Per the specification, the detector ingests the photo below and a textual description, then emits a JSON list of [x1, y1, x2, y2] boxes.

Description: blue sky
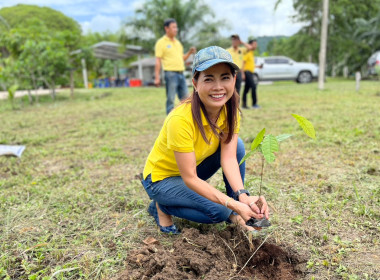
[[0, 0, 303, 40]]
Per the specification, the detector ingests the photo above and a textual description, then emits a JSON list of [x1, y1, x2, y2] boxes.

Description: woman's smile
[[210, 93, 226, 100]]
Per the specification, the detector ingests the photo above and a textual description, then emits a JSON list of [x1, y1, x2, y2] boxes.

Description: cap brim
[[193, 59, 239, 75]]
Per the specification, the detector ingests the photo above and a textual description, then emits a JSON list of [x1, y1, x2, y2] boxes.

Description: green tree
[[274, 0, 380, 75], [0, 4, 81, 50], [0, 15, 10, 30], [268, 33, 319, 62], [355, 9, 380, 52], [0, 19, 70, 100], [124, 0, 228, 50]]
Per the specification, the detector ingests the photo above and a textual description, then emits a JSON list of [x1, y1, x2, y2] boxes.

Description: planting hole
[[116, 227, 306, 280]]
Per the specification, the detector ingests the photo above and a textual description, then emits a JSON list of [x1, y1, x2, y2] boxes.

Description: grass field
[[0, 79, 379, 279]]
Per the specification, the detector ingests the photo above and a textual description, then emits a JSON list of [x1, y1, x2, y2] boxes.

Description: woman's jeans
[[141, 138, 246, 224]]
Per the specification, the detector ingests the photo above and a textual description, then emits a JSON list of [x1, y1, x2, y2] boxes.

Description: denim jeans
[[164, 71, 188, 114], [141, 138, 246, 224]]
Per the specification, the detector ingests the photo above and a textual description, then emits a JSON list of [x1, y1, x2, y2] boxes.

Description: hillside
[[256, 35, 287, 54]]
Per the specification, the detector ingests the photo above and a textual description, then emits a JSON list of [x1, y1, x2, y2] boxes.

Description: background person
[[154, 18, 196, 114], [141, 46, 269, 234], [226, 34, 255, 95], [242, 38, 260, 109]]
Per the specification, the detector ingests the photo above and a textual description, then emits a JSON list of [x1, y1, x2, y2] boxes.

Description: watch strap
[[234, 189, 250, 200]]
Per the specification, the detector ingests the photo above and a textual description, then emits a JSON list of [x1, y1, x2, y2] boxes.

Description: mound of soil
[[116, 226, 306, 280]]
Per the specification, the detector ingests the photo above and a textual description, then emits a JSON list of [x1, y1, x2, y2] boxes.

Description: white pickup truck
[[254, 56, 319, 84]]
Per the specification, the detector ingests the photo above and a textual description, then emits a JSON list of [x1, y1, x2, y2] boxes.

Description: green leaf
[[250, 128, 265, 151], [291, 114, 316, 139], [239, 150, 254, 166], [7, 84, 18, 99], [261, 134, 279, 163], [276, 134, 292, 142]]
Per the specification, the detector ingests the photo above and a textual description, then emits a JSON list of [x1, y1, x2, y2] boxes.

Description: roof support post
[[81, 58, 88, 89], [137, 54, 143, 81]]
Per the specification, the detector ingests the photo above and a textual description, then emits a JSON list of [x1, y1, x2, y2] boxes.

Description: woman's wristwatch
[[233, 189, 250, 200]]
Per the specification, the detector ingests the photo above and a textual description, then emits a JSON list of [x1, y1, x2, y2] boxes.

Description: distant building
[[129, 55, 194, 86], [129, 57, 156, 86]]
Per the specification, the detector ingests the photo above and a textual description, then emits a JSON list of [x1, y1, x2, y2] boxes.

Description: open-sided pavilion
[[71, 41, 147, 88]]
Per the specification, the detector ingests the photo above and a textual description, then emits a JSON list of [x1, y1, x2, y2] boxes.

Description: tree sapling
[[240, 114, 316, 229]]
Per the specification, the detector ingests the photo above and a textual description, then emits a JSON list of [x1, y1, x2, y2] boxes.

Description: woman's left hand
[[239, 195, 270, 219]]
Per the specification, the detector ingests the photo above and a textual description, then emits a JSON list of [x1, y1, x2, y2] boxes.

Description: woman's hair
[[186, 64, 240, 144]]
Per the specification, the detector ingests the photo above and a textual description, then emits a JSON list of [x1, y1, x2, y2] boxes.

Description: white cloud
[[103, 0, 136, 14], [0, 0, 137, 16], [81, 14, 122, 34], [210, 0, 301, 38], [0, 0, 303, 38], [131, 0, 144, 10], [0, 0, 89, 8]]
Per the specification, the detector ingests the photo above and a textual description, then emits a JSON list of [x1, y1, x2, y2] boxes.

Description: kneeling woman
[[141, 46, 269, 234]]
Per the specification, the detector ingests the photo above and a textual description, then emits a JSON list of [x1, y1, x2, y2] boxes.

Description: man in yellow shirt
[[154, 18, 196, 114], [242, 38, 260, 109], [226, 34, 255, 95]]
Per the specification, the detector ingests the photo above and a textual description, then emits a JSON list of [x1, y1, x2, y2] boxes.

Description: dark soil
[[115, 226, 306, 280]]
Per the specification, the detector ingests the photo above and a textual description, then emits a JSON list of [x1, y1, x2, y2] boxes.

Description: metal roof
[[91, 41, 145, 60], [130, 55, 194, 68], [130, 57, 155, 67]]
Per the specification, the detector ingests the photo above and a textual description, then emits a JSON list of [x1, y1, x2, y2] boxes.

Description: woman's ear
[[192, 78, 197, 91]]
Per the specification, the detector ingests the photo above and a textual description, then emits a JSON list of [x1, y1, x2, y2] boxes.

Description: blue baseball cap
[[192, 46, 239, 76]]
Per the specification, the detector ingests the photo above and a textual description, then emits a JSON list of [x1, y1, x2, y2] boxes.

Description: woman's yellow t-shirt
[[143, 102, 240, 182]]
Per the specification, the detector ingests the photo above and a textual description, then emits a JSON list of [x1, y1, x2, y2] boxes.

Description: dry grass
[[0, 79, 379, 279]]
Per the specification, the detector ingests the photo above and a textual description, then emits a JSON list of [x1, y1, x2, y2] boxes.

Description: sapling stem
[[259, 155, 264, 198], [254, 155, 265, 212]]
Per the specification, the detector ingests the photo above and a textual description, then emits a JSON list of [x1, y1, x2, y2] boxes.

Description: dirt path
[[0, 89, 63, 100]]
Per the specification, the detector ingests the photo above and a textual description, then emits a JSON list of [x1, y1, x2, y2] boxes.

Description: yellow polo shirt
[[155, 35, 185, 71], [143, 102, 241, 182], [226, 47, 248, 69], [243, 50, 255, 72]]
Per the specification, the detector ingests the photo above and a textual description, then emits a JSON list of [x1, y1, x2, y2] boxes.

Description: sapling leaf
[[276, 134, 292, 142], [239, 150, 255, 166], [291, 114, 316, 139], [261, 134, 279, 163], [251, 128, 266, 151]]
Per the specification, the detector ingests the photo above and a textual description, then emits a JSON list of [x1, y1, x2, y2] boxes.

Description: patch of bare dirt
[[115, 227, 306, 280]]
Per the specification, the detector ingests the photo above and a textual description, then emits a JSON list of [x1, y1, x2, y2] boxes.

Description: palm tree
[[124, 0, 227, 50], [355, 10, 380, 52]]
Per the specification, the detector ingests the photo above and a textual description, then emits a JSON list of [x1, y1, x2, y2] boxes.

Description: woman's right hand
[[233, 201, 264, 222]]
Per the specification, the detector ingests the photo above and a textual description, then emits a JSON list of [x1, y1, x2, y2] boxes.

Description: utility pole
[[318, 0, 329, 90]]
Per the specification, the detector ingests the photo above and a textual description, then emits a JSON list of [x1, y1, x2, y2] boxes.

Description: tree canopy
[[124, 0, 229, 50], [271, 0, 380, 75], [0, 4, 82, 50], [0, 19, 71, 100]]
